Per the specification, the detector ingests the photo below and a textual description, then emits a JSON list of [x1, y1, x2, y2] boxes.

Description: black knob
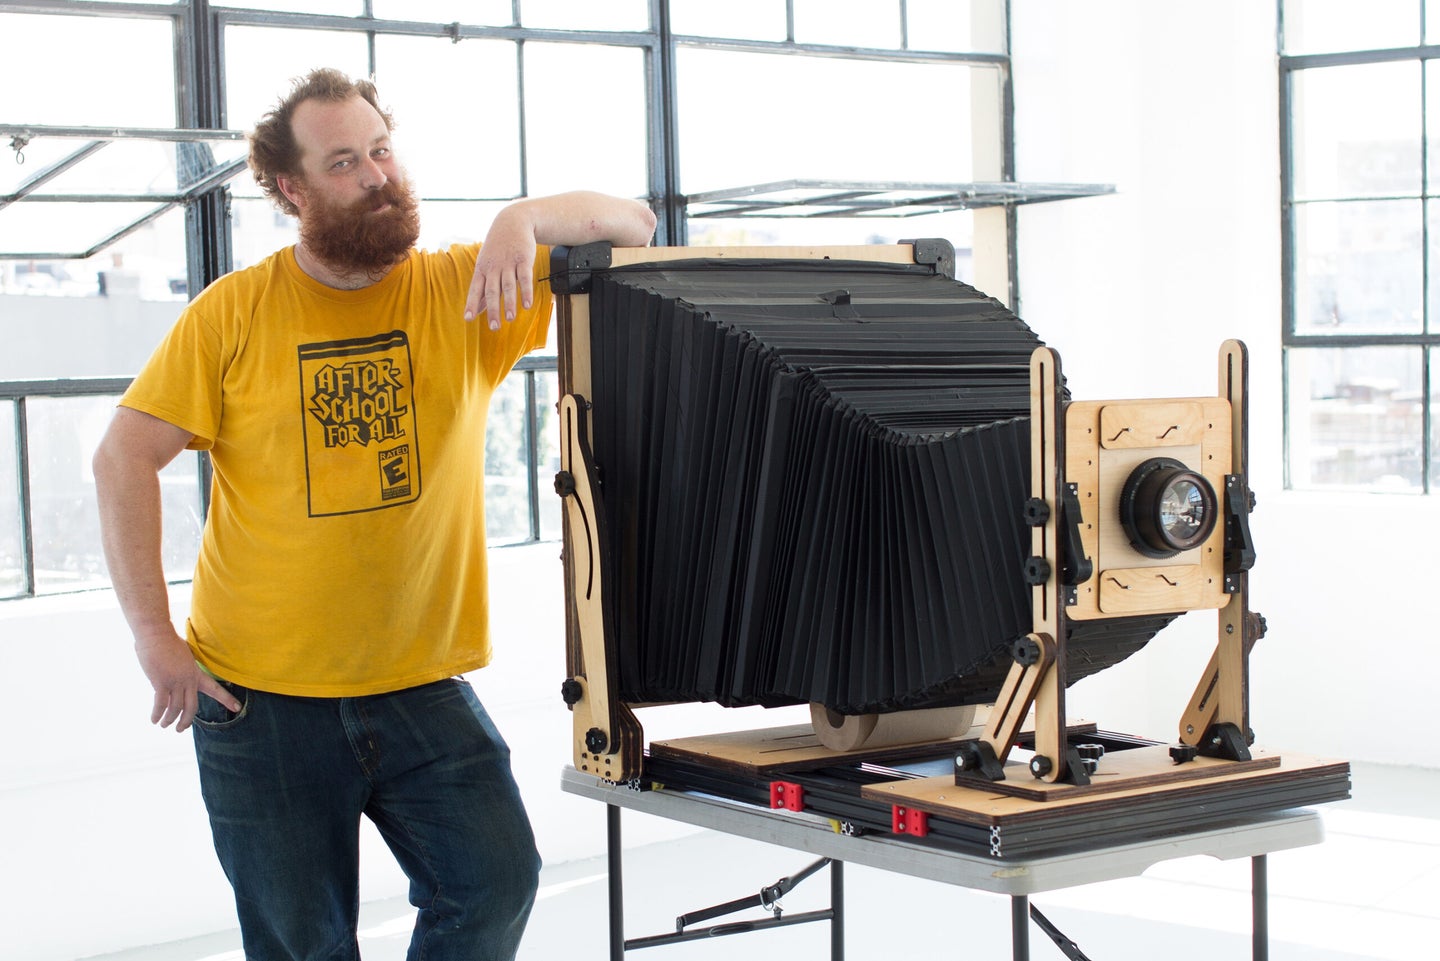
[[1023, 498, 1051, 526], [1011, 637, 1043, 666], [585, 727, 608, 754], [1170, 743, 1199, 765], [1023, 557, 1051, 585]]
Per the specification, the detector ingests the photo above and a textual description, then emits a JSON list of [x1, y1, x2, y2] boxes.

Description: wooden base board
[[952, 744, 1281, 802], [863, 747, 1347, 828], [648, 719, 999, 776], [641, 726, 1351, 859]]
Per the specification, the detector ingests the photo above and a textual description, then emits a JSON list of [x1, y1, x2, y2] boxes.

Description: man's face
[[282, 95, 420, 273]]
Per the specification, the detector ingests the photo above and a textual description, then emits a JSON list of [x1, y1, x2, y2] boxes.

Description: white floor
[[84, 761, 1439, 961]]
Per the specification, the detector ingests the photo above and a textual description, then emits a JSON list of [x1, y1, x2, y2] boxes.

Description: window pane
[[522, 0, 648, 31], [1283, 0, 1420, 54], [686, 211, 977, 284], [155, 454, 204, 583], [0, 208, 188, 380], [794, 0, 901, 48], [1290, 62, 1421, 200], [1430, 348, 1440, 486], [230, 197, 299, 272], [223, 26, 371, 133], [1286, 346, 1422, 490], [227, 0, 364, 13], [28, 397, 109, 594], [27, 396, 202, 593], [485, 373, 531, 545], [677, 50, 979, 194], [1, 139, 249, 199], [1429, 200, 1440, 333], [670, 0, 787, 41], [536, 370, 562, 541], [413, 200, 509, 251], [907, 0, 1007, 54], [371, 0, 512, 24], [0, 402, 22, 598], [0, 13, 175, 128], [1425, 61, 1440, 189], [1292, 199, 1422, 335], [523, 44, 648, 198], [0, 202, 156, 258], [375, 36, 521, 199]]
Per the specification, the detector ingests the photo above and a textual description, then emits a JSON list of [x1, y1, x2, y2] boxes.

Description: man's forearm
[[94, 450, 178, 643], [511, 191, 657, 249]]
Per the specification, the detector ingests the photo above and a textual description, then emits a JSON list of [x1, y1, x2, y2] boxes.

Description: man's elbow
[[91, 431, 131, 496], [635, 204, 658, 243], [617, 202, 657, 247]]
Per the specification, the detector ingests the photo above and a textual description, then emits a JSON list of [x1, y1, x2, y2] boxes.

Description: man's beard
[[298, 178, 421, 276]]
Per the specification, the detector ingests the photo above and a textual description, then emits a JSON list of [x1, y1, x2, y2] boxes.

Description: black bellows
[[576, 256, 1170, 715]]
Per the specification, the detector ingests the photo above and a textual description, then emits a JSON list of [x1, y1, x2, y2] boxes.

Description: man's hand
[[464, 191, 657, 327], [465, 204, 536, 329], [135, 631, 241, 733], [94, 407, 236, 733]]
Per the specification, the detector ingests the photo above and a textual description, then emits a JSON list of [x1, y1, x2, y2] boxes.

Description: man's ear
[[276, 174, 306, 211]]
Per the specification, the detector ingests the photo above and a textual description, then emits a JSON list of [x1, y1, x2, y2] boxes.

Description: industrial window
[[0, 0, 1018, 598], [1281, 1, 1440, 491]]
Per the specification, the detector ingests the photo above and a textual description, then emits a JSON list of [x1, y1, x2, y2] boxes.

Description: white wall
[[1011, 1, 1440, 767]]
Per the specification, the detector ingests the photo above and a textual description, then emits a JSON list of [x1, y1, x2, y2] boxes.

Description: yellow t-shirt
[[121, 243, 553, 696]]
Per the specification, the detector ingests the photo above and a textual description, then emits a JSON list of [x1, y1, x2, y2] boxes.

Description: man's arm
[[465, 190, 658, 329], [93, 407, 241, 731]]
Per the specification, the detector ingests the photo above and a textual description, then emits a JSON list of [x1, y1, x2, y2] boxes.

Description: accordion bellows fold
[[582, 258, 1173, 715]]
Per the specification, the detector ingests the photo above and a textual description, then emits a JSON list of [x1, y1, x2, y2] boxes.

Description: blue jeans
[[192, 676, 540, 961]]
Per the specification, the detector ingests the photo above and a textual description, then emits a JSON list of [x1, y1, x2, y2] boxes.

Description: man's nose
[[359, 156, 388, 190]]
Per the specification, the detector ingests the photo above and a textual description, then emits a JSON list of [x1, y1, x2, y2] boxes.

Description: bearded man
[[92, 68, 655, 961]]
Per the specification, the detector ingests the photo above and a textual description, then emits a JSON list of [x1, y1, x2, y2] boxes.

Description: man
[[92, 67, 655, 961]]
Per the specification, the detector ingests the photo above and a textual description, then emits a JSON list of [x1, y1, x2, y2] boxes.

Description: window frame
[[0, 0, 1024, 599], [1279, 1, 1440, 492]]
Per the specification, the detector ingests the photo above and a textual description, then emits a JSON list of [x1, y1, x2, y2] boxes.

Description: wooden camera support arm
[[554, 243, 643, 784], [556, 393, 643, 783], [957, 341, 1259, 787], [1178, 340, 1259, 761]]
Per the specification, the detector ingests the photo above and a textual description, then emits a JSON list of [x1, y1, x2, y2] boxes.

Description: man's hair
[[247, 68, 395, 217]]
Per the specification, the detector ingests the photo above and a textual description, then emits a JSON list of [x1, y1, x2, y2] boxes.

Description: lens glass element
[[1159, 477, 1210, 547]]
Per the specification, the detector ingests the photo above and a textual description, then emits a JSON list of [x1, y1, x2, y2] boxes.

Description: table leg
[[830, 859, 845, 961], [1252, 854, 1268, 961], [609, 804, 624, 961], [1012, 894, 1030, 961]]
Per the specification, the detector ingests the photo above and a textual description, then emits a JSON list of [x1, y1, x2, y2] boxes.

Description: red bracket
[[769, 780, 805, 812], [892, 804, 929, 837]]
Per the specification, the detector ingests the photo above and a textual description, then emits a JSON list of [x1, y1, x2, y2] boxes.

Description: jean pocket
[[194, 680, 250, 730]]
